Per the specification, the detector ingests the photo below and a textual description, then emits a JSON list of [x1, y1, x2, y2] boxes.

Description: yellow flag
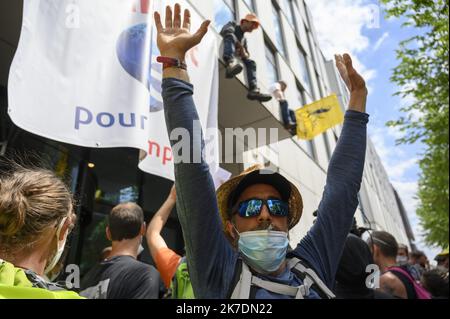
[[295, 94, 344, 140]]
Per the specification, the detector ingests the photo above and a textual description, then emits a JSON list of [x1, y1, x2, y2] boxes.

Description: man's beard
[[231, 221, 285, 247], [250, 221, 283, 232]]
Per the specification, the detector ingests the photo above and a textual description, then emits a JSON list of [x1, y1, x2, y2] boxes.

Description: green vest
[[0, 260, 84, 299], [170, 258, 195, 299]]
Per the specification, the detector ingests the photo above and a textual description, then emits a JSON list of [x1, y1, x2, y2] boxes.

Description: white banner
[[8, 0, 219, 180]]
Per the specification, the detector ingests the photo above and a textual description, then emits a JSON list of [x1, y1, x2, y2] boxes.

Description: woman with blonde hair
[[0, 162, 82, 299]]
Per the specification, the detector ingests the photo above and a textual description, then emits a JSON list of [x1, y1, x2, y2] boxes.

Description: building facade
[[0, 0, 415, 278]]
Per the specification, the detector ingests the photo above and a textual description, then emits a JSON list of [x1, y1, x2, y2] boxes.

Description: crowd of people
[[0, 4, 448, 300], [0, 162, 447, 299]]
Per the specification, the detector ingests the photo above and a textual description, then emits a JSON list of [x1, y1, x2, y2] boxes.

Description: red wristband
[[156, 56, 187, 70]]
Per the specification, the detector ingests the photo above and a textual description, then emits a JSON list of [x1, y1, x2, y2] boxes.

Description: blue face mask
[[236, 229, 289, 275]]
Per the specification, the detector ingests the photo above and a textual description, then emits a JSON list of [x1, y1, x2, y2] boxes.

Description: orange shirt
[[154, 247, 182, 288]]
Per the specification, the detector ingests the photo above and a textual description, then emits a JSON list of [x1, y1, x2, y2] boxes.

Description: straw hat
[[216, 164, 303, 231], [438, 247, 449, 256], [434, 247, 449, 262], [241, 13, 260, 29]]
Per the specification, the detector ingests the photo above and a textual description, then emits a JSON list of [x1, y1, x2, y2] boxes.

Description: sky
[[304, 0, 442, 261]]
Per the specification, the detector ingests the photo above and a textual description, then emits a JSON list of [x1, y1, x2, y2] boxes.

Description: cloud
[[304, 0, 373, 56], [386, 125, 406, 140], [305, 0, 438, 256], [369, 125, 437, 255], [397, 87, 424, 121], [304, 0, 378, 93], [369, 125, 417, 184], [389, 158, 418, 180], [369, 125, 406, 163], [373, 32, 389, 51]]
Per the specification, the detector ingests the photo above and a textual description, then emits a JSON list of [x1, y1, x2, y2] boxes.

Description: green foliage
[[381, 0, 449, 248]]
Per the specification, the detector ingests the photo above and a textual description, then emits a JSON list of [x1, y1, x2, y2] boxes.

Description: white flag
[[8, 0, 219, 181]]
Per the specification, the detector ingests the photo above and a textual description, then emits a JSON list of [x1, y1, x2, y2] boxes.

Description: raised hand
[[335, 54, 366, 93], [154, 3, 210, 62], [335, 53, 368, 113]]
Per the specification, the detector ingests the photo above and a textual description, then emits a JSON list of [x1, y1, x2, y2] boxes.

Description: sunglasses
[[235, 198, 289, 218]]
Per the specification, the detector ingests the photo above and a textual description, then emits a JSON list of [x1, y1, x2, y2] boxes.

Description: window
[[307, 140, 317, 160], [296, 80, 305, 107], [79, 148, 141, 275], [295, 82, 317, 161], [298, 139, 317, 161], [303, 0, 314, 29], [280, 0, 296, 29], [243, 0, 255, 11], [291, 0, 302, 33], [214, 0, 236, 31], [307, 29, 320, 70], [322, 133, 331, 161], [316, 71, 326, 98], [272, 1, 286, 57], [297, 43, 311, 92], [265, 42, 279, 85], [333, 130, 339, 142], [89, 148, 141, 209]]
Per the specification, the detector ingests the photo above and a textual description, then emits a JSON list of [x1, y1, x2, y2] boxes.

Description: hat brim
[[240, 19, 260, 29], [216, 167, 303, 232], [229, 170, 292, 206]]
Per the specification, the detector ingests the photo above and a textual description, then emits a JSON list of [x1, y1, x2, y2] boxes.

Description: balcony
[[217, 60, 297, 175]]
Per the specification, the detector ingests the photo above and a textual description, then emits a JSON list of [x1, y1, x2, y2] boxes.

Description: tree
[[381, 0, 449, 248]]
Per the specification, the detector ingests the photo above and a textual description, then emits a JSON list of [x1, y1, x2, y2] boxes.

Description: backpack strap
[[227, 258, 242, 298], [230, 261, 253, 299], [171, 256, 188, 299], [23, 269, 67, 292], [388, 267, 417, 299], [229, 257, 335, 299], [288, 258, 335, 299], [230, 259, 299, 298], [251, 276, 303, 298]]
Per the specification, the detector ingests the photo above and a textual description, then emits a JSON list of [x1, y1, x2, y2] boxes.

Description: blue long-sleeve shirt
[[162, 78, 369, 299]]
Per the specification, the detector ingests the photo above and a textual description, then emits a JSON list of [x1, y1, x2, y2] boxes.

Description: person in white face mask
[[0, 162, 81, 299], [397, 244, 410, 266]]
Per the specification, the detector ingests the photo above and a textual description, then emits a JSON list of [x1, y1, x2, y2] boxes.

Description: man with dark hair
[[107, 202, 145, 240], [80, 203, 162, 299], [368, 231, 429, 299], [367, 231, 399, 260]]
